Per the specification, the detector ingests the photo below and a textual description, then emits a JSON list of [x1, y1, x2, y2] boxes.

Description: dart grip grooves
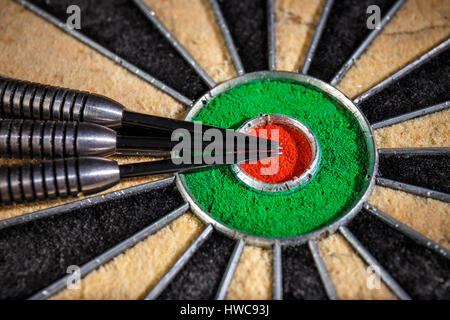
[[0, 119, 117, 158], [0, 77, 124, 127], [0, 157, 120, 205]]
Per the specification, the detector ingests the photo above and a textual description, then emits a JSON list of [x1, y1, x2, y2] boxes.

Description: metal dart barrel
[[0, 77, 124, 127], [0, 119, 117, 158], [0, 157, 120, 205]]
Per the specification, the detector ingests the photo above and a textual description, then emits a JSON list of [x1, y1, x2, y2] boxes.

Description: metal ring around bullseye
[[231, 113, 321, 194]]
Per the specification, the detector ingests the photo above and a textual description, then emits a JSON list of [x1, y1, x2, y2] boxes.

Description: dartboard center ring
[[231, 113, 321, 194]]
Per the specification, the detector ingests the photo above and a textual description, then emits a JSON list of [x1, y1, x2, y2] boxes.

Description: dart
[[0, 119, 281, 158], [0, 150, 281, 206]]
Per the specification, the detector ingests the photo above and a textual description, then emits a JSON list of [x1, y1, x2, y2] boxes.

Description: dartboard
[[0, 0, 449, 300]]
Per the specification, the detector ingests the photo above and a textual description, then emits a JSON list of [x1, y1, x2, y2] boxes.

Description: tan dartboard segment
[[226, 246, 273, 300], [317, 234, 397, 300], [375, 109, 450, 148], [275, 0, 324, 71], [369, 186, 450, 250]]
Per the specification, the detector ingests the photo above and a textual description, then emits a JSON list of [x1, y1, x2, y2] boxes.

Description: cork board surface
[[275, 0, 324, 71], [0, 0, 448, 300]]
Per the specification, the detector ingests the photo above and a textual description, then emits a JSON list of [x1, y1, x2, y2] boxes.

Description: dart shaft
[[122, 110, 279, 149], [119, 151, 282, 178], [115, 135, 220, 154]]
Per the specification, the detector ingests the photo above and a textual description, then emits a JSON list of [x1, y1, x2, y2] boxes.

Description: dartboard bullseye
[[234, 113, 319, 189], [177, 71, 377, 245]]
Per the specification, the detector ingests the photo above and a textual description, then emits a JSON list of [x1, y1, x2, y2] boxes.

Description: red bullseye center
[[240, 124, 313, 183]]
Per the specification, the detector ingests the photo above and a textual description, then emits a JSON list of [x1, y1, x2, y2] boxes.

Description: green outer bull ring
[[176, 71, 378, 247]]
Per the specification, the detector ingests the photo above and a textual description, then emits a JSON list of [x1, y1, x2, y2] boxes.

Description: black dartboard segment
[[379, 154, 450, 194], [307, 0, 396, 81], [282, 244, 328, 300], [348, 210, 450, 300], [359, 49, 450, 124], [0, 184, 183, 299], [28, 0, 209, 100], [157, 231, 235, 300], [216, 0, 268, 72]]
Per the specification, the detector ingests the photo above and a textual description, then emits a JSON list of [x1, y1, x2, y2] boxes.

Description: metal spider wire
[[377, 147, 450, 157], [2, 0, 449, 300], [353, 38, 450, 105], [132, 0, 216, 89], [208, 0, 245, 76], [215, 239, 245, 300], [372, 101, 450, 130], [267, 0, 276, 70], [301, 0, 334, 75]]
